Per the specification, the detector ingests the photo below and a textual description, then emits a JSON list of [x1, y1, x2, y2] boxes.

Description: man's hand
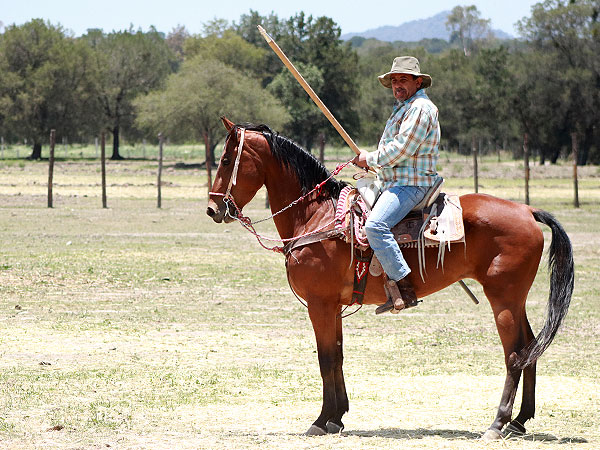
[[351, 149, 370, 169]]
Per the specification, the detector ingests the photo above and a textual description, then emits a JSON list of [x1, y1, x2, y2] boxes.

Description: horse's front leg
[[325, 310, 348, 433], [306, 300, 342, 435]]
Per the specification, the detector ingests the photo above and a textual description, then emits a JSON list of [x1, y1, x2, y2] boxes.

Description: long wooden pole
[[258, 25, 360, 156]]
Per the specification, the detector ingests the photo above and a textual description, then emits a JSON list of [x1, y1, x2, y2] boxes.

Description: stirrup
[[375, 278, 406, 315]]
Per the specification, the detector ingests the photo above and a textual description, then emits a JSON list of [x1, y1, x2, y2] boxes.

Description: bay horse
[[206, 118, 574, 440]]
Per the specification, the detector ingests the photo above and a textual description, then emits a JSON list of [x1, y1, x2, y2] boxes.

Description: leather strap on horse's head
[[224, 127, 245, 200]]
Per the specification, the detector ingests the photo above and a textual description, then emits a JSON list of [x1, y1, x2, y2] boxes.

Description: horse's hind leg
[[484, 354, 522, 440], [506, 317, 537, 436], [482, 291, 531, 440]]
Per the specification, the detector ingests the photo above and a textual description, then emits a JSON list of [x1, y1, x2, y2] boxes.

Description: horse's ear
[[221, 116, 234, 131]]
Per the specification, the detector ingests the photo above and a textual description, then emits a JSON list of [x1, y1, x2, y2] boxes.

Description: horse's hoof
[[326, 421, 344, 434], [503, 422, 526, 438], [306, 425, 327, 436], [481, 429, 503, 442]]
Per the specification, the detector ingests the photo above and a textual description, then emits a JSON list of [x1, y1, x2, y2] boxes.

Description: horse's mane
[[231, 123, 347, 199]]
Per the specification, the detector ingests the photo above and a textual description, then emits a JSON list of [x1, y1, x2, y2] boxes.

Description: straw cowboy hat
[[378, 56, 432, 89]]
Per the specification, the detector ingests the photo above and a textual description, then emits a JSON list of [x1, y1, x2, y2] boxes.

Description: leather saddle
[[336, 177, 455, 249]]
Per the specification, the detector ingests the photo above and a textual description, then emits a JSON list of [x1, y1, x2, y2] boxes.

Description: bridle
[[223, 127, 246, 201], [209, 127, 246, 220]]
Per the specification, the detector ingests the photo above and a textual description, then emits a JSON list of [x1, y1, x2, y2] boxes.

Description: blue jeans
[[364, 185, 428, 282]]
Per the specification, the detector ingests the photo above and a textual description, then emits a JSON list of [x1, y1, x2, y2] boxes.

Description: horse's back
[[460, 193, 542, 240]]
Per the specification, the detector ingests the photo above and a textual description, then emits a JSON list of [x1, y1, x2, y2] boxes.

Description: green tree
[[234, 10, 284, 86], [133, 57, 289, 165], [0, 20, 98, 159], [446, 5, 493, 56], [166, 25, 189, 70], [267, 62, 325, 150], [184, 29, 268, 81], [427, 49, 478, 149], [471, 47, 515, 148], [88, 27, 174, 160], [517, 0, 600, 164], [509, 49, 567, 163], [303, 16, 360, 146]]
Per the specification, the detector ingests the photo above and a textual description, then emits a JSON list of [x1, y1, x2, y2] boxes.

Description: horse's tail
[[512, 209, 574, 370]]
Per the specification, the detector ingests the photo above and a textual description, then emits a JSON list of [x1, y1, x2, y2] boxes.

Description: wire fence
[[0, 140, 206, 162]]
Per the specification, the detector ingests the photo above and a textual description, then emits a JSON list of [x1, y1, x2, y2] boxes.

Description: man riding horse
[[352, 56, 440, 314]]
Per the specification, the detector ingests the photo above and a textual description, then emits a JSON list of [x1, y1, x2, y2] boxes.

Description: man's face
[[390, 73, 422, 102]]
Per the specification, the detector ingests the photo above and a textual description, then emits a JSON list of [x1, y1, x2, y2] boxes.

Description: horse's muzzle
[[206, 199, 236, 223]]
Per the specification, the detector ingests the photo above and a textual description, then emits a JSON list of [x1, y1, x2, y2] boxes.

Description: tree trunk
[[111, 125, 123, 160], [28, 142, 42, 160], [208, 139, 217, 168]]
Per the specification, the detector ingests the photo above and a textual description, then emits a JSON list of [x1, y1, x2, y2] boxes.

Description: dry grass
[[0, 154, 598, 449]]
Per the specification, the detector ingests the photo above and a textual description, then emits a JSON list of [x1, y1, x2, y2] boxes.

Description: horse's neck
[[264, 167, 331, 241]]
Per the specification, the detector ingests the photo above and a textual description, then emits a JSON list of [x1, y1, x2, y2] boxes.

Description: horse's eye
[[222, 157, 231, 166]]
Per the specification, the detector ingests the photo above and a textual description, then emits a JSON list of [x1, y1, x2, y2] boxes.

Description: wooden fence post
[[472, 136, 478, 193], [571, 131, 579, 208], [523, 133, 530, 205], [48, 130, 55, 208], [157, 133, 164, 209], [319, 133, 325, 164], [101, 131, 107, 208], [203, 132, 212, 197]]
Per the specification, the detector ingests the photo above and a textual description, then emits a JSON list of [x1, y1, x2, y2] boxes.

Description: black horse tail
[[512, 209, 574, 370]]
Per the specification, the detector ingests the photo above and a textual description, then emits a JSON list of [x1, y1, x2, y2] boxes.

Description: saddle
[[334, 177, 465, 282]]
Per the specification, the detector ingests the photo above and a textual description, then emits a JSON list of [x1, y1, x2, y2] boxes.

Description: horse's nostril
[[206, 206, 216, 217]]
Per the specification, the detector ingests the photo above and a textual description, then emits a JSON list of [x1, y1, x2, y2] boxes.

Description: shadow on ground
[[344, 428, 588, 444]]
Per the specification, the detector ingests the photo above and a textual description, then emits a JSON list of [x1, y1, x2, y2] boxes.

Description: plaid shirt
[[366, 89, 440, 188]]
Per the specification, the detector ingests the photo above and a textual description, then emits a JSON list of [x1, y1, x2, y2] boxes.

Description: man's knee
[[364, 219, 389, 238]]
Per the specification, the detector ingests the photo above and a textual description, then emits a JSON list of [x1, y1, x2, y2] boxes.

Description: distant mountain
[[341, 11, 513, 42]]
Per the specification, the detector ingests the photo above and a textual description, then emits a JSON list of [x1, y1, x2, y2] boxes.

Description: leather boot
[[396, 277, 418, 308], [375, 278, 406, 315], [375, 277, 419, 315]]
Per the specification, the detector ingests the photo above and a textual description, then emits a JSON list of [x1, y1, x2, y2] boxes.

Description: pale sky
[[1, 0, 541, 37]]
